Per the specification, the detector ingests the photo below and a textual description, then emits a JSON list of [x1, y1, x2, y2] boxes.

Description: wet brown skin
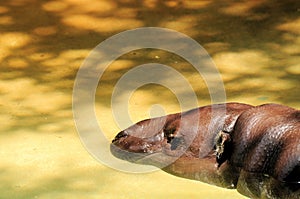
[[110, 103, 300, 199], [230, 104, 300, 198]]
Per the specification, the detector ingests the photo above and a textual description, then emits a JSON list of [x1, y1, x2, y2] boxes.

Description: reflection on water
[[0, 0, 299, 198], [237, 170, 300, 199]]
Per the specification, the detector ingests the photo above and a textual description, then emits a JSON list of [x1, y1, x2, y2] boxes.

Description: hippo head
[[110, 113, 197, 168], [110, 103, 253, 188]]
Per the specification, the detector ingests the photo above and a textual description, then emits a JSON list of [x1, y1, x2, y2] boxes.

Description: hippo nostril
[[112, 131, 128, 143]]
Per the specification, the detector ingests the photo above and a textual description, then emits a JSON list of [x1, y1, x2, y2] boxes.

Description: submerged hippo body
[[110, 103, 300, 199]]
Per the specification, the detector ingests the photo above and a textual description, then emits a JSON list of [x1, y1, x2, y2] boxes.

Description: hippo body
[[229, 104, 300, 198], [110, 103, 300, 199]]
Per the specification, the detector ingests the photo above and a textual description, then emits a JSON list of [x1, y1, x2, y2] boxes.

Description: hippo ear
[[215, 131, 232, 168]]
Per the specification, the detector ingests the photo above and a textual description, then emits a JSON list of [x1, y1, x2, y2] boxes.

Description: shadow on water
[[0, 0, 299, 198]]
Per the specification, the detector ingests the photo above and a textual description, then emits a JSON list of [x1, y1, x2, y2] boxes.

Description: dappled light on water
[[0, 0, 299, 198]]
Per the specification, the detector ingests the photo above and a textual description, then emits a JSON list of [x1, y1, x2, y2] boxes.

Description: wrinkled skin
[[230, 104, 300, 198], [110, 103, 300, 199]]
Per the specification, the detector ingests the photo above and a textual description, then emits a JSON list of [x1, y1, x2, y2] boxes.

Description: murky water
[[0, 0, 299, 198]]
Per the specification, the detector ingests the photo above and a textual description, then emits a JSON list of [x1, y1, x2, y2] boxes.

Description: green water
[[0, 0, 299, 198]]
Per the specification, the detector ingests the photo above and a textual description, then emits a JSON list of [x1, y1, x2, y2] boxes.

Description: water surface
[[0, 0, 299, 198]]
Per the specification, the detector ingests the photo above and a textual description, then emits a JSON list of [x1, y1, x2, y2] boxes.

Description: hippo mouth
[[110, 128, 189, 168], [110, 143, 182, 167], [110, 143, 150, 162]]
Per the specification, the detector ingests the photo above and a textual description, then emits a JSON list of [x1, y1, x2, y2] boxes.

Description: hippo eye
[[164, 128, 185, 150], [164, 128, 176, 143]]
